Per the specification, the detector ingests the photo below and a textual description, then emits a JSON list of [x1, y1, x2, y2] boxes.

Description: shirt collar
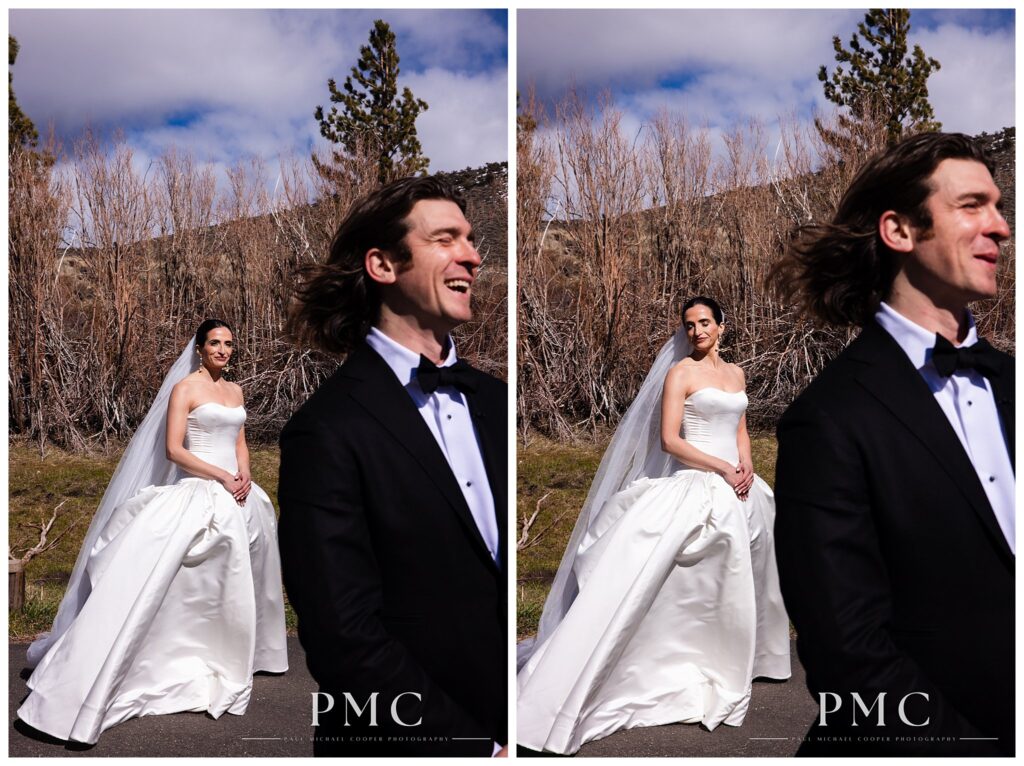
[[365, 326, 457, 388], [874, 301, 979, 371]]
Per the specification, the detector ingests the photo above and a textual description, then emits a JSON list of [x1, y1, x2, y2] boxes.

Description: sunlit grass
[[8, 442, 297, 639]]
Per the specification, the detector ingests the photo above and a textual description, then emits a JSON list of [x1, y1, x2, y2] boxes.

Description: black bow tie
[[416, 356, 478, 394], [932, 334, 1002, 379]]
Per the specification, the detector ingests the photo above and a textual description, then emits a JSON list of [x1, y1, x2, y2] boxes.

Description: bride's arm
[[165, 383, 245, 498], [234, 426, 252, 500], [659, 365, 737, 478], [734, 414, 755, 497], [737, 414, 753, 466], [232, 383, 253, 502], [734, 368, 755, 496]]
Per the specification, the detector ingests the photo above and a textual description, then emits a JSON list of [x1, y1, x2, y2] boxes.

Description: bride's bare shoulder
[[668, 358, 698, 376], [169, 374, 207, 408], [665, 359, 699, 388], [171, 374, 201, 395]]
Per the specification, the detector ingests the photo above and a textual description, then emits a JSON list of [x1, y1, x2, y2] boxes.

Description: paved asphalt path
[[10, 637, 318, 757], [11, 637, 818, 757], [520, 639, 819, 757]]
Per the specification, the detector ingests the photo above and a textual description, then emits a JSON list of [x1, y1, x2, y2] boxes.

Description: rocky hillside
[[978, 127, 1015, 233], [436, 161, 508, 268]]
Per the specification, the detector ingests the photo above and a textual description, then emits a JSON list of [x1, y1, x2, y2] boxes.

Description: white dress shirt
[[365, 327, 499, 562], [875, 302, 1015, 552]]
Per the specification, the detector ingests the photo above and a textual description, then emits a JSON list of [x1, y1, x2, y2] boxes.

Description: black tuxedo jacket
[[774, 321, 1014, 757], [278, 342, 507, 756]]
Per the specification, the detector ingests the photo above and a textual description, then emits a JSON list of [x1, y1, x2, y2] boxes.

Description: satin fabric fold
[[517, 388, 790, 754], [18, 403, 287, 744]]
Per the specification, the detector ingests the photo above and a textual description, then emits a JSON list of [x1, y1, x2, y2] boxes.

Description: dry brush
[[9, 136, 508, 452], [517, 91, 1015, 438]]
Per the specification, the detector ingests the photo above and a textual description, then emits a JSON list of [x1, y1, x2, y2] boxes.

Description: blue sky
[[9, 9, 508, 179], [518, 9, 1014, 142]]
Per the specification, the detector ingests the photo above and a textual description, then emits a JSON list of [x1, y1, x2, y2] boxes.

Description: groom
[[773, 133, 1014, 756], [278, 176, 507, 756]]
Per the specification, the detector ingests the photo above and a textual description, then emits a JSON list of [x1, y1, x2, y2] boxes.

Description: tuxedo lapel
[[341, 344, 498, 569], [465, 381, 508, 573], [848, 323, 1013, 562]]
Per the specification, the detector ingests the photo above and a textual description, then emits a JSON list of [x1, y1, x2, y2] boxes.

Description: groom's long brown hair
[[287, 176, 466, 354], [770, 132, 994, 327]]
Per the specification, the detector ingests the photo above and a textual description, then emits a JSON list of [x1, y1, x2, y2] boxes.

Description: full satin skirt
[[517, 469, 791, 754], [17, 477, 289, 744]]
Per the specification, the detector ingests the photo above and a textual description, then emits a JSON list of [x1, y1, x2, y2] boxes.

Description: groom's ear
[[365, 248, 398, 285], [878, 210, 914, 254]]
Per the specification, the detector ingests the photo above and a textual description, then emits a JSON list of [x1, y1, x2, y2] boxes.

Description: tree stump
[[9, 559, 26, 611]]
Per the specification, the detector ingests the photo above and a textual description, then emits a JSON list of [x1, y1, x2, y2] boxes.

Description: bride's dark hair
[[681, 296, 724, 324], [195, 318, 232, 348], [286, 176, 466, 355]]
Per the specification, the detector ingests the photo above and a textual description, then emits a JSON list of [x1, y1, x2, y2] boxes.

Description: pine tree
[[818, 9, 941, 147], [516, 91, 537, 139], [315, 20, 429, 185], [9, 35, 39, 151]]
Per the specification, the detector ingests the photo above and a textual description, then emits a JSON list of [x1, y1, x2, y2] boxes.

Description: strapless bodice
[[184, 403, 245, 474], [681, 388, 747, 465]]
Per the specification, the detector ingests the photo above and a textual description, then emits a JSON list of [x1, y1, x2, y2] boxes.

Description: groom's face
[[388, 199, 482, 332], [904, 158, 1010, 306]]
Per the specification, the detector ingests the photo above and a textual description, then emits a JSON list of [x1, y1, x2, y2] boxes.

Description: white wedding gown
[[17, 403, 289, 744], [517, 388, 791, 754]]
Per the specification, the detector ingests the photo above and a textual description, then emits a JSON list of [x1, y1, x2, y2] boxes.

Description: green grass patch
[[8, 443, 298, 640], [516, 431, 778, 640]]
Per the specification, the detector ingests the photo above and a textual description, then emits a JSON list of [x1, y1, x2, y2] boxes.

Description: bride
[[517, 297, 791, 755], [17, 319, 288, 745]]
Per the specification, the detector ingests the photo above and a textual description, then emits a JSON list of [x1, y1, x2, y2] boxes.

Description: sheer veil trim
[[518, 327, 693, 669], [26, 338, 201, 668]]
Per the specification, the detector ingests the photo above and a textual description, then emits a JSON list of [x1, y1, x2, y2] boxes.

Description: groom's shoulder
[[282, 353, 370, 433], [467, 364, 507, 393], [780, 329, 872, 423], [992, 343, 1015, 366]]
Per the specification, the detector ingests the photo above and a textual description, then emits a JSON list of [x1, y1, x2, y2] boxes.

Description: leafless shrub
[[9, 500, 81, 565], [517, 491, 573, 551], [517, 92, 1014, 438], [10, 134, 507, 451]]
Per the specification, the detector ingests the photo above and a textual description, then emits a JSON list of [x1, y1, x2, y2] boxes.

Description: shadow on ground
[[9, 637, 316, 757], [518, 638, 817, 757]]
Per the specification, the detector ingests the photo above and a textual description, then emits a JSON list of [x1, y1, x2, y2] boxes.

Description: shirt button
[[466, 481, 473, 487], [968, 401, 973, 406], [447, 414, 452, 420], [989, 476, 996, 482]]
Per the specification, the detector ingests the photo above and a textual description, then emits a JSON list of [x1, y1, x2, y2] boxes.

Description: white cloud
[[405, 67, 508, 171], [9, 8, 507, 187], [912, 23, 1015, 134], [519, 9, 1013, 139], [518, 10, 861, 101]]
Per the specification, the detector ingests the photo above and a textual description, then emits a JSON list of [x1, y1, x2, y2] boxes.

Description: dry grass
[[8, 442, 296, 640]]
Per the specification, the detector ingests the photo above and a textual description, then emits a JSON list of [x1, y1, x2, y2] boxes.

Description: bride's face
[[683, 305, 721, 352], [198, 328, 234, 372]]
